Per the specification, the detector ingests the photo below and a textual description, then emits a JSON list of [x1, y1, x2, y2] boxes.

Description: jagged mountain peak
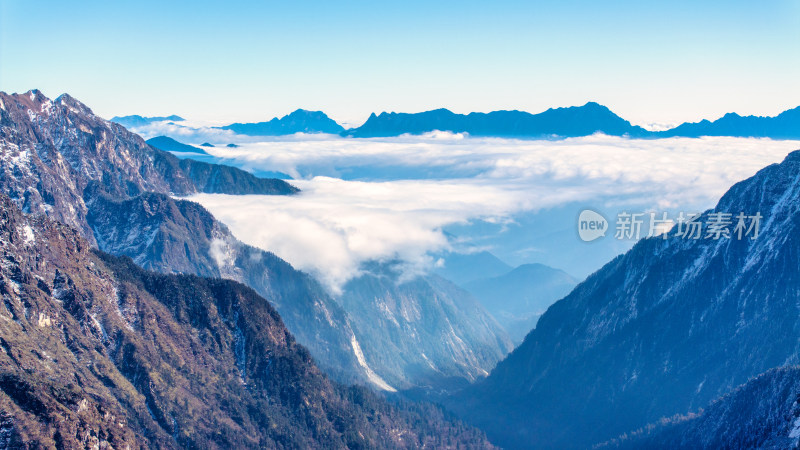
[[285, 108, 328, 118], [54, 92, 95, 116], [218, 109, 345, 136], [544, 101, 607, 112]]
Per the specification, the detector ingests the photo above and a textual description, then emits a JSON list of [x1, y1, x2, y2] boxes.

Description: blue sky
[[1, 0, 798, 127]]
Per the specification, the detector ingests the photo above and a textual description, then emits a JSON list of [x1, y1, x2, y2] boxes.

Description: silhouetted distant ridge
[[118, 104, 800, 140], [219, 109, 345, 135], [146, 135, 208, 154], [464, 263, 578, 343], [657, 105, 800, 139], [343, 102, 650, 138]]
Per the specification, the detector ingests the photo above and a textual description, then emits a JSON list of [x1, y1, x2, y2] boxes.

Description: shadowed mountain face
[[603, 367, 800, 449], [0, 195, 495, 448], [447, 149, 800, 449], [176, 158, 298, 195], [338, 264, 513, 391], [343, 102, 650, 138], [219, 109, 345, 136], [146, 135, 208, 154], [464, 264, 578, 343]]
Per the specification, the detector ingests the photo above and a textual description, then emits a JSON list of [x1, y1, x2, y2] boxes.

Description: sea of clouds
[[169, 132, 800, 293]]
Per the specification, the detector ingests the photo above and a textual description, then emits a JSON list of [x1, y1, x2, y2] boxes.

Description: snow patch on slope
[[789, 414, 800, 443], [350, 334, 396, 392], [21, 225, 34, 245]]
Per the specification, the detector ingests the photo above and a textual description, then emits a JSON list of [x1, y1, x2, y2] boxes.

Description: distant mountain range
[[446, 149, 800, 448], [463, 264, 578, 343], [432, 250, 513, 286], [656, 105, 800, 139], [110, 114, 184, 128], [432, 252, 579, 343], [218, 108, 345, 135], [343, 102, 651, 138], [118, 103, 800, 140], [344, 103, 800, 139]]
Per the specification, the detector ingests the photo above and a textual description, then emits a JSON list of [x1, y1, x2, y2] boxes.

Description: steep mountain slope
[[448, 149, 800, 448], [0, 195, 494, 448], [177, 157, 297, 195], [658, 105, 800, 139], [343, 103, 649, 138], [338, 265, 513, 390], [604, 366, 800, 449], [84, 190, 365, 383], [0, 90, 294, 240], [0, 90, 371, 386], [219, 109, 344, 135], [464, 264, 578, 343]]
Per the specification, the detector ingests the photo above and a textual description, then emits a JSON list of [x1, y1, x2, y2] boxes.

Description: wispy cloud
[[188, 134, 800, 292], [123, 120, 240, 143]]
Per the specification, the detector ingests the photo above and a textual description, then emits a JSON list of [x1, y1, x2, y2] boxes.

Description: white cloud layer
[[124, 121, 239, 143], [188, 134, 800, 292]]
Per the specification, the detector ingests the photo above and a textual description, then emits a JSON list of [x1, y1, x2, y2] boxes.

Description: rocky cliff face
[[339, 265, 513, 391], [449, 149, 800, 448], [0, 195, 494, 448]]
